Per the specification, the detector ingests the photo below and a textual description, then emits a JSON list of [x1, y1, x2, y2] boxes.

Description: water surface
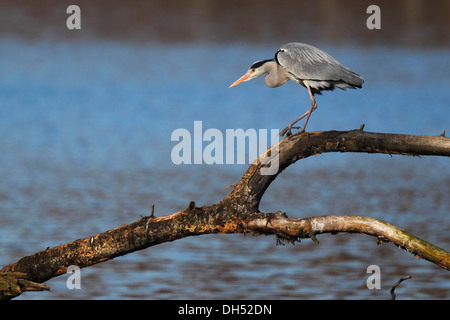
[[0, 38, 449, 299]]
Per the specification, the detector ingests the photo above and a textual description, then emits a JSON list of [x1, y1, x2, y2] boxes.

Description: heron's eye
[[251, 68, 255, 72]]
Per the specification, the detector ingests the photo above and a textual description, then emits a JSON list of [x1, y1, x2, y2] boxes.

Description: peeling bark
[[1, 129, 449, 299], [247, 214, 450, 270]]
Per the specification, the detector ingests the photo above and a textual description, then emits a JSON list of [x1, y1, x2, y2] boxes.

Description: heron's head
[[229, 59, 272, 88]]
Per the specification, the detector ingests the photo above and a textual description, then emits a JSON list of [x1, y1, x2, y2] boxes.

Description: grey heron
[[229, 42, 364, 136]]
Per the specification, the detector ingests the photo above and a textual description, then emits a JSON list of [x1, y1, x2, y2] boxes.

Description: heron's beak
[[229, 71, 252, 88]]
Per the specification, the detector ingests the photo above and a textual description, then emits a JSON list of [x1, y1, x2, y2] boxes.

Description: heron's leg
[[278, 109, 311, 137], [298, 85, 317, 134], [279, 85, 317, 137]]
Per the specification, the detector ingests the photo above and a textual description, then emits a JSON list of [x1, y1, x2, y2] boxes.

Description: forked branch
[[1, 129, 449, 299]]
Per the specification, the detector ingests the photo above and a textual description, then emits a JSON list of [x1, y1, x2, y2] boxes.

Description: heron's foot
[[279, 125, 301, 137], [279, 126, 291, 137], [278, 105, 315, 137]]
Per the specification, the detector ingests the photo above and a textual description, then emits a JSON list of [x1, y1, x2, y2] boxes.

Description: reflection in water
[[0, 1, 449, 300]]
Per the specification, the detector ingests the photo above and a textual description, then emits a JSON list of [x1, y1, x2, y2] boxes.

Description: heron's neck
[[263, 61, 290, 88]]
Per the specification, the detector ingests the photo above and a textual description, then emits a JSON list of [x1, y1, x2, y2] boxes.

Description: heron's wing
[[276, 43, 363, 86]]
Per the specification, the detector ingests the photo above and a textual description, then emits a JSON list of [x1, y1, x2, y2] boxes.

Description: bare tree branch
[[228, 129, 450, 209], [390, 275, 412, 300], [1, 129, 449, 299], [247, 214, 450, 270]]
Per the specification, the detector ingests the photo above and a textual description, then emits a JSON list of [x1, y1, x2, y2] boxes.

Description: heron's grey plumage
[[257, 61, 291, 88], [275, 42, 364, 94]]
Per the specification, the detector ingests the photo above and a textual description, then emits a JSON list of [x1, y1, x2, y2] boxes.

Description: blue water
[[0, 39, 449, 299]]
